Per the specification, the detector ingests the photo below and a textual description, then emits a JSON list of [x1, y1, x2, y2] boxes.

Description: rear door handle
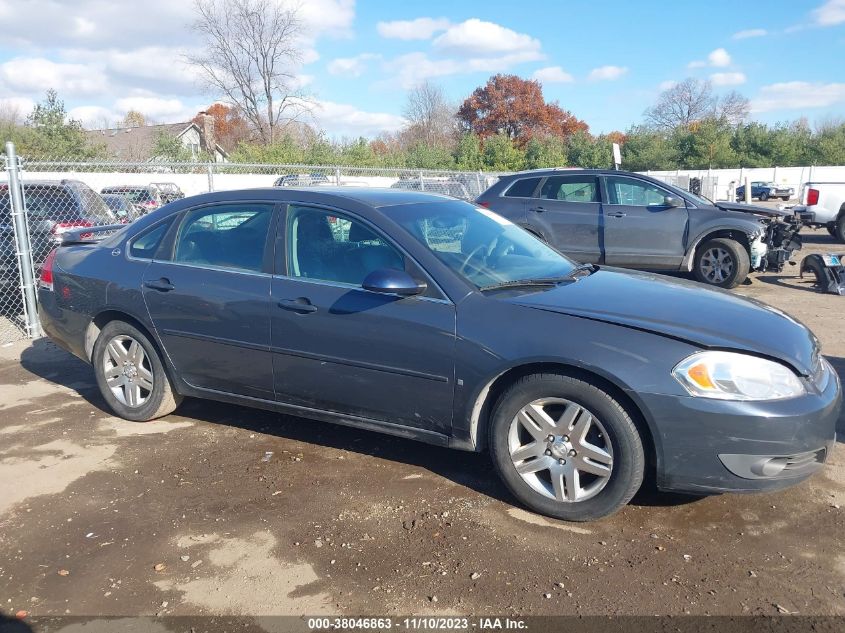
[[144, 278, 174, 292], [607, 212, 627, 218], [278, 298, 318, 313], [530, 206, 546, 213]]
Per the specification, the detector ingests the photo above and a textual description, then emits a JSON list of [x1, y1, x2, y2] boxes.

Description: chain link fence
[[0, 146, 724, 344]]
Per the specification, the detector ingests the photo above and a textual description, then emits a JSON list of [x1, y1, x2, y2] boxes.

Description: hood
[[507, 268, 818, 375], [713, 201, 791, 218]]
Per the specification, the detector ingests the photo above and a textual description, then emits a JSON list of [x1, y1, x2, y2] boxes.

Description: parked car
[[735, 181, 794, 202], [38, 188, 840, 522], [101, 186, 162, 214], [476, 169, 803, 288], [150, 182, 185, 204], [1, 179, 117, 296], [391, 177, 472, 200], [273, 173, 330, 187], [101, 194, 139, 224], [793, 181, 845, 242]]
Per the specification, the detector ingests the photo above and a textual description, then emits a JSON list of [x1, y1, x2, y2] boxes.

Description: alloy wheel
[[102, 334, 154, 407], [508, 398, 613, 502], [699, 247, 734, 284]]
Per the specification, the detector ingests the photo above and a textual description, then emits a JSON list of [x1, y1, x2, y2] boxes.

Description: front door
[[601, 175, 690, 269], [526, 174, 602, 263], [142, 202, 276, 399], [270, 204, 456, 434]]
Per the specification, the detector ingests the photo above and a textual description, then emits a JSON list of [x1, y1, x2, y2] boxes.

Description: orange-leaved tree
[[457, 74, 587, 148], [193, 103, 251, 151]]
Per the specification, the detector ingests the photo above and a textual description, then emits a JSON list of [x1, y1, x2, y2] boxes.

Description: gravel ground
[[0, 223, 844, 625]]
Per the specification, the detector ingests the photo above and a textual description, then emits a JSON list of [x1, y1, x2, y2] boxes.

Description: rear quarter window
[[504, 177, 541, 198]]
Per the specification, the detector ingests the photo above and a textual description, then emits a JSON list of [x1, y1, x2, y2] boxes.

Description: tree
[[453, 133, 483, 171], [192, 103, 250, 150], [717, 91, 750, 127], [644, 78, 715, 131], [565, 132, 613, 169], [620, 127, 677, 171], [122, 110, 146, 128], [23, 90, 99, 158], [524, 136, 567, 169], [481, 133, 525, 171], [457, 74, 587, 147], [402, 81, 456, 148], [152, 131, 194, 161], [187, 0, 310, 145]]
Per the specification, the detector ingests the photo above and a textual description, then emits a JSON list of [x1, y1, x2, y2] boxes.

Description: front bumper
[[639, 360, 841, 494]]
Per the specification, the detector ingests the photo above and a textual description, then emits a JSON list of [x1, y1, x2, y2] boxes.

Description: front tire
[[759, 192, 769, 201], [92, 320, 182, 421], [489, 373, 644, 522], [693, 237, 750, 288], [834, 216, 845, 243]]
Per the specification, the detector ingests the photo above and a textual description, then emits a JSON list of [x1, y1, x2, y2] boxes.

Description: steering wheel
[[459, 244, 488, 274]]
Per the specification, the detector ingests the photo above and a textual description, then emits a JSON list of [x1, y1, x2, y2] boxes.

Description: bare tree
[[402, 81, 456, 147], [187, 0, 310, 145], [717, 90, 750, 126], [645, 78, 715, 130]]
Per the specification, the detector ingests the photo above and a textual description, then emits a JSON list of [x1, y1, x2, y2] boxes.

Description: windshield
[[390, 200, 577, 289]]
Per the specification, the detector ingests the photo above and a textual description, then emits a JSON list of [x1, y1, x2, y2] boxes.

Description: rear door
[[601, 175, 689, 269], [525, 174, 602, 263], [142, 201, 277, 399], [485, 176, 541, 226]]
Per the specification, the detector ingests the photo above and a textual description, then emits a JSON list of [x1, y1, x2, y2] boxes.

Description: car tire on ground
[[827, 224, 837, 237], [92, 320, 182, 422], [781, 196, 790, 201], [834, 216, 845, 243], [693, 237, 750, 289], [489, 372, 645, 522], [759, 192, 769, 201]]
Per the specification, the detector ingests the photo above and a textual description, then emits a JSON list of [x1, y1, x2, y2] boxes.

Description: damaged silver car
[[476, 169, 802, 288]]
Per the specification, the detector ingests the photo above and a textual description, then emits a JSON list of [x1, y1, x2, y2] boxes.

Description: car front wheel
[[489, 373, 644, 521], [92, 320, 182, 421], [693, 237, 750, 288], [834, 216, 845, 243], [759, 192, 769, 201]]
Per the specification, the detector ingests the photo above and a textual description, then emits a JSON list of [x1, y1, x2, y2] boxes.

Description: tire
[[693, 237, 750, 289], [489, 373, 645, 522], [827, 224, 837, 237], [92, 320, 182, 421], [759, 192, 769, 201], [834, 216, 845, 243], [781, 196, 790, 202]]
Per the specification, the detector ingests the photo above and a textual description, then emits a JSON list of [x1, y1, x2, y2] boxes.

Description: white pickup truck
[[794, 182, 845, 242]]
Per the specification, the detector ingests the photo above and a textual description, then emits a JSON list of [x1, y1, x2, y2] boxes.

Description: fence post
[[476, 171, 482, 196], [335, 166, 342, 186], [5, 142, 42, 339], [206, 162, 215, 193], [418, 170, 425, 191]]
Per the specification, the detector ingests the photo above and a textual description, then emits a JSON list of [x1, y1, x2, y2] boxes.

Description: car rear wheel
[[92, 320, 182, 422], [759, 192, 769, 201], [834, 216, 845, 243], [489, 373, 644, 522], [693, 237, 750, 288]]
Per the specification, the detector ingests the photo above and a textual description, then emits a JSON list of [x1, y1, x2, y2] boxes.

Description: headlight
[[672, 351, 805, 401]]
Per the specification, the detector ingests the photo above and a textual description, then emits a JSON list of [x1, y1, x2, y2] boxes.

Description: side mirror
[[664, 195, 684, 208], [362, 269, 427, 297]]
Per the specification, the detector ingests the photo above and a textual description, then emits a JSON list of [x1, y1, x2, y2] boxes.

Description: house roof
[[84, 122, 228, 161]]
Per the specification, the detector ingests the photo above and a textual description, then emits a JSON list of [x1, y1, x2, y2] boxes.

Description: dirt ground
[[1, 224, 844, 626]]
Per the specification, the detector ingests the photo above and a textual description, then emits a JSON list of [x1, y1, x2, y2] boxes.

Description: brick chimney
[[197, 111, 216, 157]]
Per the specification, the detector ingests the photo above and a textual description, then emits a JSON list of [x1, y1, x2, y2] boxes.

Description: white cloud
[[432, 19, 542, 58], [114, 97, 193, 121], [0, 96, 35, 120], [67, 105, 116, 127], [73, 16, 96, 37], [708, 48, 731, 67], [732, 28, 767, 39], [587, 65, 628, 81], [658, 80, 678, 91], [327, 53, 379, 77], [688, 48, 732, 69], [377, 17, 451, 40], [812, 0, 845, 26], [384, 50, 544, 89], [751, 81, 845, 112], [710, 72, 747, 86], [298, 0, 356, 37], [308, 99, 405, 137], [0, 57, 108, 97], [532, 66, 574, 83]]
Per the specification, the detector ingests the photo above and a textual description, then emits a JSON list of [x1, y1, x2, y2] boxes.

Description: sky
[[0, 0, 843, 138]]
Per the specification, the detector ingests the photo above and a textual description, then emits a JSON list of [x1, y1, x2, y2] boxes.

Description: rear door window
[[539, 176, 600, 202]]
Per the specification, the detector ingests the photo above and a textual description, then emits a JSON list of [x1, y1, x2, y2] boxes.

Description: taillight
[[806, 188, 820, 206], [477, 201, 491, 208], [51, 220, 94, 241], [39, 248, 57, 291]]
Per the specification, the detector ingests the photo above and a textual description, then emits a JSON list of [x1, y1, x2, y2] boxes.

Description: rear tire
[[834, 216, 845, 243], [827, 224, 837, 237], [693, 237, 750, 289], [759, 192, 769, 201], [92, 320, 182, 422], [489, 373, 644, 522]]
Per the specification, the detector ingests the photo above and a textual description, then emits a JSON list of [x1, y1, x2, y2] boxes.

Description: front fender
[[681, 219, 762, 270]]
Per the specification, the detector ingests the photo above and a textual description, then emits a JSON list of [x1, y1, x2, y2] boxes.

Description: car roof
[[506, 168, 642, 178], [185, 187, 459, 209]]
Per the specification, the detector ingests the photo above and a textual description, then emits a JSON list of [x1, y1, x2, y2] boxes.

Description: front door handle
[[278, 298, 318, 313], [144, 278, 174, 292], [530, 206, 546, 213], [607, 212, 627, 218]]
